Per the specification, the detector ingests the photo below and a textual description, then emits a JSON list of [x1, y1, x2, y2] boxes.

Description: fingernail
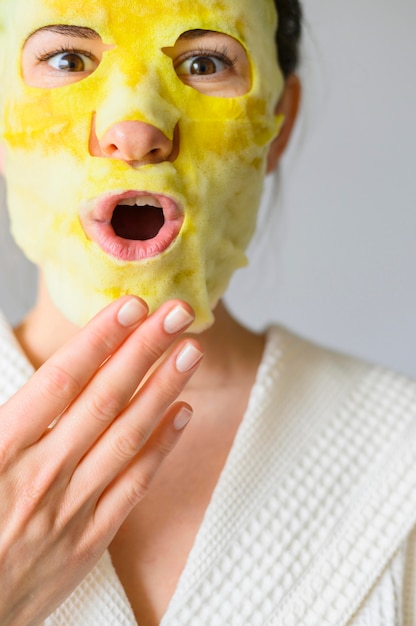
[[176, 343, 204, 373], [117, 299, 147, 327], [173, 406, 193, 431], [164, 305, 194, 334]]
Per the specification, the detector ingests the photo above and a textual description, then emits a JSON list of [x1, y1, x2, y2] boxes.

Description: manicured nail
[[176, 343, 204, 373], [164, 305, 194, 334], [117, 299, 147, 327], [173, 406, 193, 431]]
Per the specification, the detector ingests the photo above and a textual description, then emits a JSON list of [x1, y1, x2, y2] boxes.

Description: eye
[[175, 54, 230, 77], [41, 50, 99, 73], [22, 27, 107, 88], [163, 31, 251, 97]]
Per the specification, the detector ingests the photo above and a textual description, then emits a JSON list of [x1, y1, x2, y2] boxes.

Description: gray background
[[227, 0, 416, 376], [1, 0, 415, 376]]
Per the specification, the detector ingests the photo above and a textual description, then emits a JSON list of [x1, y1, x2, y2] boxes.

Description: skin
[[0, 0, 301, 624]]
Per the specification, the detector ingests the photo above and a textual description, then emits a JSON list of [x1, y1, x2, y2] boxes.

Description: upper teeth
[[120, 196, 162, 208]]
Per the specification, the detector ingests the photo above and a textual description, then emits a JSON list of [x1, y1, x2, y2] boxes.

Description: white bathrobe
[[1, 312, 415, 625]]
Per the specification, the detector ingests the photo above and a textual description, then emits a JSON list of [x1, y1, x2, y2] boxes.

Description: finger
[[88, 402, 193, 542], [66, 339, 202, 509], [1, 296, 148, 449], [42, 301, 196, 467]]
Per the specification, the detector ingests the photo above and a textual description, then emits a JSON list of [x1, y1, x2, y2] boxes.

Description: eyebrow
[[28, 26, 217, 44], [179, 29, 217, 40], [29, 25, 100, 40]]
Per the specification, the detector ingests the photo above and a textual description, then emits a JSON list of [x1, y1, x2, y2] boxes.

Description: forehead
[[3, 0, 277, 46]]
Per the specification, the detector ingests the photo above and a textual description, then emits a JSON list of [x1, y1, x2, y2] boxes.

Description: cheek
[[2, 80, 96, 160], [176, 81, 281, 156], [4, 145, 86, 256], [174, 93, 279, 212]]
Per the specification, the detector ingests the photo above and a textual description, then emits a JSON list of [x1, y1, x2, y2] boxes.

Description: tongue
[[111, 204, 165, 240]]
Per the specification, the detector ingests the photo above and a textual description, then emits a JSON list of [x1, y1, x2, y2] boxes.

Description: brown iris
[[190, 56, 217, 75], [56, 53, 86, 72]]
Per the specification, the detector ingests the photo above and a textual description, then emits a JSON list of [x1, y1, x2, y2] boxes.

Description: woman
[[0, 0, 415, 625]]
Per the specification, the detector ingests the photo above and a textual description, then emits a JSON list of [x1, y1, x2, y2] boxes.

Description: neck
[[14, 275, 79, 369], [14, 275, 265, 387]]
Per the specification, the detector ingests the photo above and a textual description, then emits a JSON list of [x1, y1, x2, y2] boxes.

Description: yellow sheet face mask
[[0, 0, 284, 330]]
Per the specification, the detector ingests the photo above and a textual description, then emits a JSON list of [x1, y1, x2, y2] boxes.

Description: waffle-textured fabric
[[1, 310, 416, 626]]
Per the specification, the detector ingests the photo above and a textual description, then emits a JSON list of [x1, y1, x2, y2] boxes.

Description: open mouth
[[80, 191, 183, 262], [111, 196, 165, 241]]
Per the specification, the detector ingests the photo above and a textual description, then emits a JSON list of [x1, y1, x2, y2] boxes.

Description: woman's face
[[0, 0, 283, 329]]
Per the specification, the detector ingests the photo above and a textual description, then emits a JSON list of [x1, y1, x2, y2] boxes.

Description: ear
[[266, 74, 301, 173]]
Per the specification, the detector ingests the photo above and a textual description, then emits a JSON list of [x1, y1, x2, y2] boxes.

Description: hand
[[0, 297, 202, 626]]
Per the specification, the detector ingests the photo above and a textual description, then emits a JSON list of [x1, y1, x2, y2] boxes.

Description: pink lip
[[80, 191, 184, 262]]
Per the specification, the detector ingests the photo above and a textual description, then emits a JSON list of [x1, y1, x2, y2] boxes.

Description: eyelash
[[33, 43, 239, 79], [36, 45, 96, 64], [174, 46, 238, 69]]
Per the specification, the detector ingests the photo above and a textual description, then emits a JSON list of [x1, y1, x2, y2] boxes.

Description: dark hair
[[274, 0, 302, 76]]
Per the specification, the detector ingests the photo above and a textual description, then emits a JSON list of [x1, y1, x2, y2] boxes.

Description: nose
[[89, 117, 178, 165]]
